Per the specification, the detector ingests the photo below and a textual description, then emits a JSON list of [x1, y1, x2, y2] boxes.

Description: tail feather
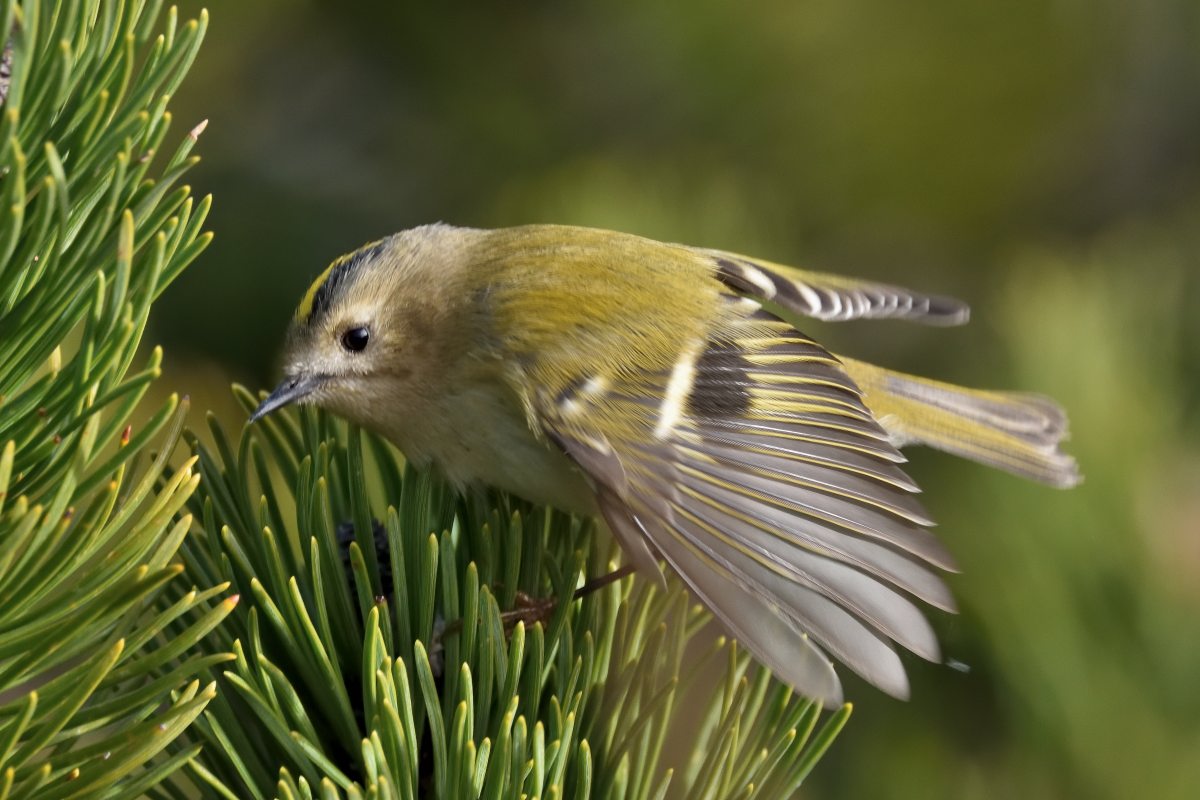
[[842, 359, 1081, 488]]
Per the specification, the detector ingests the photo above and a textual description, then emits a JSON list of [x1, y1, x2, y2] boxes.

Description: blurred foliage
[[160, 1, 1200, 798], [162, 0, 1200, 383]]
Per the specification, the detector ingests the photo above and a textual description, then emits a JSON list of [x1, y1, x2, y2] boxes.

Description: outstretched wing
[[534, 294, 958, 706], [702, 249, 970, 326]]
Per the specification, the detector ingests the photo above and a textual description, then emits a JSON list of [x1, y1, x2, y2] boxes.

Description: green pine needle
[[176, 400, 849, 799], [0, 1, 219, 796]]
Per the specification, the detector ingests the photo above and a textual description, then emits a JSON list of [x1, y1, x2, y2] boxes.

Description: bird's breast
[[377, 380, 596, 515]]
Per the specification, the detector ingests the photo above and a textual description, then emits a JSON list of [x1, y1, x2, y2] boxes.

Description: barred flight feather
[[707, 251, 970, 326]]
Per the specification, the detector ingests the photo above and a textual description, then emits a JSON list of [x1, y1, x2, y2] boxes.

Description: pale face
[[253, 283, 469, 434], [251, 225, 487, 457]]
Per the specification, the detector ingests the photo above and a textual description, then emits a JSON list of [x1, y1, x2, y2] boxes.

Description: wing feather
[[698, 421, 920, 490], [678, 437, 935, 526], [650, 523, 846, 704], [672, 489, 943, 663], [535, 294, 957, 705], [674, 474, 956, 611], [673, 507, 912, 699], [706, 250, 970, 326]]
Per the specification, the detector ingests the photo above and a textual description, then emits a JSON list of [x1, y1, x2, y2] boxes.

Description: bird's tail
[[841, 359, 1081, 488]]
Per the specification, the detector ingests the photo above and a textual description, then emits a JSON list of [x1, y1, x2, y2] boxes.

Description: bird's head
[[251, 224, 478, 427]]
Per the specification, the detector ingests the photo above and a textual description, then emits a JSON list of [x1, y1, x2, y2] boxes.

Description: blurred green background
[[162, 2, 1200, 797]]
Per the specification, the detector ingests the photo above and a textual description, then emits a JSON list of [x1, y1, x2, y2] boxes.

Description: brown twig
[[437, 563, 638, 642]]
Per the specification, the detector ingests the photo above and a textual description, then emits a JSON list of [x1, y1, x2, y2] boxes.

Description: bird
[[251, 223, 1080, 707]]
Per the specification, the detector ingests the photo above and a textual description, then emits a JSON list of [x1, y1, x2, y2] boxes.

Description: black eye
[[341, 326, 370, 352]]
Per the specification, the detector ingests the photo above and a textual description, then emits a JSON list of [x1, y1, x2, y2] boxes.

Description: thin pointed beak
[[249, 374, 326, 423]]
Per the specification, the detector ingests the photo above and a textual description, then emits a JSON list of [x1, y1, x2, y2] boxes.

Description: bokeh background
[[162, 2, 1200, 798]]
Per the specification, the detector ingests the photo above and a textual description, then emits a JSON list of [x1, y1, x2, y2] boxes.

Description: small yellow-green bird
[[252, 224, 1079, 706]]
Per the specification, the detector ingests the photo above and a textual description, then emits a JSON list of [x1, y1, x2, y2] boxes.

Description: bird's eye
[[341, 326, 370, 352]]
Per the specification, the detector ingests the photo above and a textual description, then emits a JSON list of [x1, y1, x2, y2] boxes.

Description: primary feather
[[266, 223, 1080, 708]]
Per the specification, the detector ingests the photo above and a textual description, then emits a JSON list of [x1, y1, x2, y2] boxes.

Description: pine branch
[[0, 2, 221, 797], [175, 397, 850, 799]]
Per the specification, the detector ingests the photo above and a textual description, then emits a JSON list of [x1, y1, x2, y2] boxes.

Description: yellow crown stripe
[[295, 259, 341, 322]]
